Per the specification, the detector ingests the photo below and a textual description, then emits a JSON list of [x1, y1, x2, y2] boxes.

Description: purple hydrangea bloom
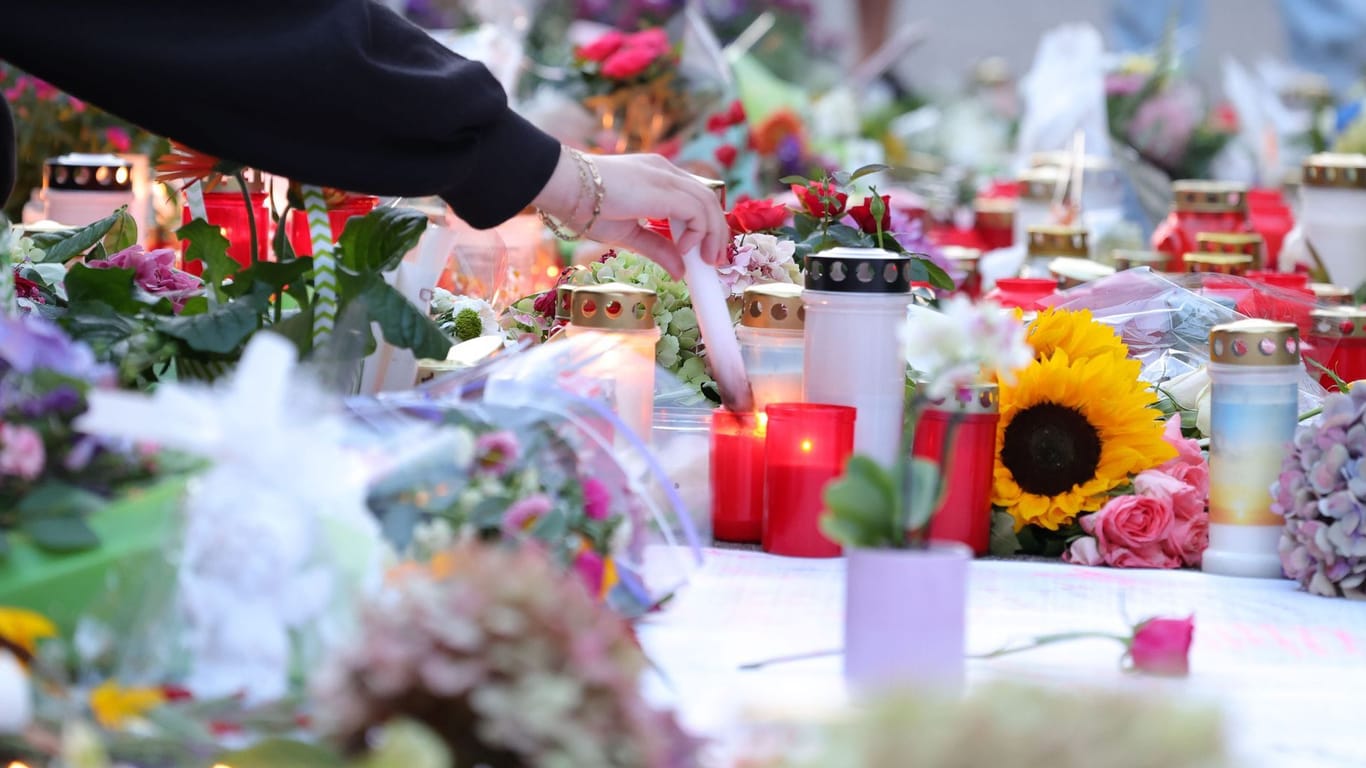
[[0, 313, 108, 383]]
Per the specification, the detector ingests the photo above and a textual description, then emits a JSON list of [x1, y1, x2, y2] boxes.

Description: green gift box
[[0, 478, 182, 635]]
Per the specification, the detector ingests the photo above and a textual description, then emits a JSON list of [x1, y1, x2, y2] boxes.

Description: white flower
[[717, 234, 799, 296], [1160, 367, 1212, 437], [902, 296, 1033, 398], [0, 651, 31, 734], [432, 291, 502, 342]]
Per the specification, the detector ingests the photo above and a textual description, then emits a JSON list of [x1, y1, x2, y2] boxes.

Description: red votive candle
[[916, 384, 1000, 555], [181, 190, 271, 274], [763, 403, 856, 558], [711, 409, 766, 543], [1307, 307, 1366, 390], [287, 194, 380, 256]]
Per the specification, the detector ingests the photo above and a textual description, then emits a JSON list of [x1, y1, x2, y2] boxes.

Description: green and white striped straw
[[301, 185, 338, 348]]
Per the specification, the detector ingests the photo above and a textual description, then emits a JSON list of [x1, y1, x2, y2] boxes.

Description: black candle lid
[[805, 247, 912, 294], [44, 153, 133, 193]]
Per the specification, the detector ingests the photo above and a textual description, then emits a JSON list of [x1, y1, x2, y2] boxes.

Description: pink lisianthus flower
[[0, 423, 45, 481], [502, 494, 553, 537], [474, 430, 520, 476], [90, 245, 204, 313]]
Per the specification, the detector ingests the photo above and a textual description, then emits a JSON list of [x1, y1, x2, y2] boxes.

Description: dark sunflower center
[[1001, 402, 1102, 497]]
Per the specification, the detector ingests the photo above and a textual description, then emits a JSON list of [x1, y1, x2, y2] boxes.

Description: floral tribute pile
[[991, 308, 1210, 569]]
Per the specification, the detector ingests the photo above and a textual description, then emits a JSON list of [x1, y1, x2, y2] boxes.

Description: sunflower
[[1025, 307, 1129, 363], [993, 349, 1176, 531]]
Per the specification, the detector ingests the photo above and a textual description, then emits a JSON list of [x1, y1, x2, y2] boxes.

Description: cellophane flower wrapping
[[361, 332, 705, 619], [1042, 269, 1327, 419]]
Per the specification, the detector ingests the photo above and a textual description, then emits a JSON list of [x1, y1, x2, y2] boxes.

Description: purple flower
[[0, 314, 108, 383], [17, 385, 82, 419], [583, 477, 612, 521], [474, 431, 520, 476], [89, 245, 203, 313]]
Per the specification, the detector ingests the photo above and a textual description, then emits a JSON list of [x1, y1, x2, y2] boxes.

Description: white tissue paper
[[75, 333, 386, 702], [1015, 24, 1113, 169]]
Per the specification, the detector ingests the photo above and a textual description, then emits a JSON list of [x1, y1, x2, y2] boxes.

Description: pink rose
[[601, 45, 659, 80], [1134, 469, 1207, 567], [91, 245, 204, 313], [1157, 416, 1209, 499], [1128, 616, 1194, 677], [105, 126, 131, 153], [1063, 535, 1104, 566], [1084, 494, 1181, 569], [627, 28, 670, 56], [0, 423, 45, 481]]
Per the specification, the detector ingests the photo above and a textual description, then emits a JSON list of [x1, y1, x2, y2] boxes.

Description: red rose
[[725, 199, 788, 234], [714, 144, 738, 169], [792, 181, 847, 219], [601, 45, 658, 80], [1128, 617, 1194, 677], [576, 30, 625, 63], [848, 194, 892, 234]]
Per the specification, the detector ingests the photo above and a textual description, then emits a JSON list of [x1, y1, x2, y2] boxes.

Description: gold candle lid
[[741, 283, 805, 330], [555, 284, 576, 321], [1112, 249, 1171, 271], [1183, 252, 1253, 275], [569, 282, 656, 330], [1302, 153, 1366, 190], [1310, 307, 1366, 338], [973, 198, 1014, 228], [1027, 225, 1088, 257], [923, 382, 999, 414], [1195, 231, 1264, 268], [1210, 319, 1300, 366], [1172, 180, 1248, 214], [1310, 282, 1353, 304], [1018, 166, 1063, 201], [940, 245, 982, 274]]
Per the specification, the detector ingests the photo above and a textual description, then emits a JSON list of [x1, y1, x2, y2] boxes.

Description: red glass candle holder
[[916, 385, 1000, 556], [1247, 188, 1294, 271], [763, 403, 855, 558], [1152, 182, 1254, 272], [710, 409, 766, 543], [1247, 270, 1311, 294], [286, 195, 380, 257], [181, 190, 271, 274], [984, 277, 1056, 311], [1306, 308, 1366, 390]]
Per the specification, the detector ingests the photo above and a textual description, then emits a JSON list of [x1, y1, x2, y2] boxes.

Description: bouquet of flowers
[[312, 542, 698, 767], [0, 313, 160, 553], [990, 307, 1211, 569], [1105, 50, 1235, 181], [573, 26, 689, 153]]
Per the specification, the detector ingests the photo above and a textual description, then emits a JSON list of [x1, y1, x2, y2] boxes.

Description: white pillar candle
[[1300, 153, 1366, 291]]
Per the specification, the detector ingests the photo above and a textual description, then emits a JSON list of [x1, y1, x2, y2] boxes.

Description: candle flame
[[800, 438, 814, 453], [10, 762, 32, 768], [753, 412, 768, 438]]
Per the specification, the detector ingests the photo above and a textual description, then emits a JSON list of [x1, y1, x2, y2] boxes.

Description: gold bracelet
[[538, 149, 605, 242]]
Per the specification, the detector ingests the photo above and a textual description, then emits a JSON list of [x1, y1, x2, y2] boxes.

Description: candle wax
[[764, 462, 842, 558]]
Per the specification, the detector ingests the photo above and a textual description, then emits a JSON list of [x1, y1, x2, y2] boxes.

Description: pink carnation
[[0, 423, 45, 481], [91, 245, 203, 312]]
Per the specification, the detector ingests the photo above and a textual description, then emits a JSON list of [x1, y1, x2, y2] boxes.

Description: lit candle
[[763, 403, 855, 558], [917, 384, 999, 555], [738, 283, 804, 412], [563, 283, 660, 441], [710, 409, 766, 543]]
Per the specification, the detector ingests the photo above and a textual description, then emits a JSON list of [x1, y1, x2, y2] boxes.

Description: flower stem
[[971, 631, 1130, 660], [234, 170, 259, 269]]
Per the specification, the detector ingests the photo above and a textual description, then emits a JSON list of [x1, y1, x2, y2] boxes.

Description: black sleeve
[[0, 0, 560, 228]]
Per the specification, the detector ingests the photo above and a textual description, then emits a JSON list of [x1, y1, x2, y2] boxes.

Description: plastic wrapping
[[362, 332, 705, 618], [1043, 268, 1328, 418]]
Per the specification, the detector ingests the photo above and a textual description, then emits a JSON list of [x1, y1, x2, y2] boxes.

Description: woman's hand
[[532, 147, 728, 278]]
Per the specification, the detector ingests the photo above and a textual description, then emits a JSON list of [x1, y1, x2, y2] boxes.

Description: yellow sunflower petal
[[1027, 307, 1130, 363], [90, 680, 166, 729], [0, 607, 57, 657]]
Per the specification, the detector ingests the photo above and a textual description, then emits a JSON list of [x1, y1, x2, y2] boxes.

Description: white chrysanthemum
[[432, 290, 502, 343]]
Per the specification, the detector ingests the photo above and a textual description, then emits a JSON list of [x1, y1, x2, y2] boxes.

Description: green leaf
[[848, 163, 891, 182], [29, 209, 123, 263], [351, 275, 452, 361], [0, 530, 9, 560], [827, 223, 869, 248], [64, 263, 143, 314], [17, 482, 104, 552], [822, 456, 900, 547], [178, 218, 238, 301], [989, 509, 1022, 556], [225, 260, 312, 298], [156, 291, 265, 354], [100, 208, 139, 254], [777, 174, 810, 186], [907, 256, 956, 290], [792, 214, 818, 241], [337, 207, 428, 274], [904, 457, 942, 534], [214, 739, 341, 768], [270, 308, 314, 357]]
